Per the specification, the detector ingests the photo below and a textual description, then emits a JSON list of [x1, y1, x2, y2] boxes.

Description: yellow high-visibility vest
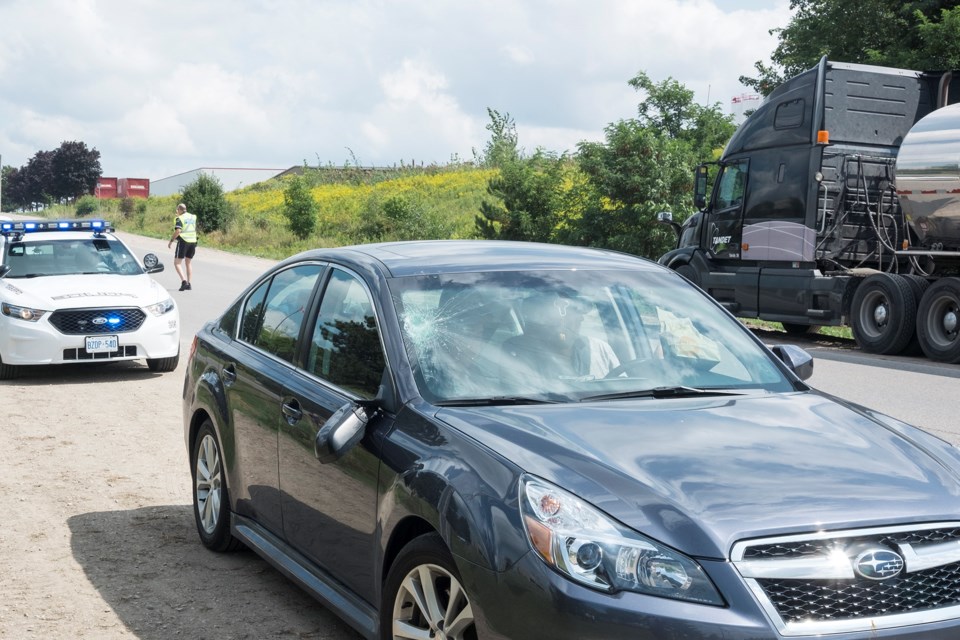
[[176, 212, 198, 243]]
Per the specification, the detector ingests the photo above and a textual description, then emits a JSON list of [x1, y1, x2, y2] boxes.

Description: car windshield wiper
[[434, 395, 564, 407], [579, 386, 744, 402]]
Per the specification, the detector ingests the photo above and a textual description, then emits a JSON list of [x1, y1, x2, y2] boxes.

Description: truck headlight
[[145, 298, 175, 316], [1, 302, 46, 322], [519, 475, 724, 605]]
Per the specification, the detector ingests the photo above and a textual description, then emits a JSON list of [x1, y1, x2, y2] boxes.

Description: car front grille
[[732, 523, 960, 636], [63, 346, 138, 360], [49, 308, 146, 334]]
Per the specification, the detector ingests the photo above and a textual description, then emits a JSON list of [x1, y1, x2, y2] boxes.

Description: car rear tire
[[147, 351, 180, 372], [191, 420, 241, 552], [850, 273, 916, 355], [916, 277, 960, 363], [0, 355, 20, 380], [381, 533, 476, 640]]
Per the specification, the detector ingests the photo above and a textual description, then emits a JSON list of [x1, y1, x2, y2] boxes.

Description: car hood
[[2, 274, 169, 310], [435, 391, 960, 558]]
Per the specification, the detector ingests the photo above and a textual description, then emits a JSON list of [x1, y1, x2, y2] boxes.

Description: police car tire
[[147, 353, 179, 372], [0, 355, 19, 380]]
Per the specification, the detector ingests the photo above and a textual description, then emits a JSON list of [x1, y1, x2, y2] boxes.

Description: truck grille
[[48, 308, 146, 334], [732, 523, 960, 636]]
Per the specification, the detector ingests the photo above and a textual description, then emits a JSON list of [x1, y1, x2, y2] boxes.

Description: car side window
[[239, 264, 322, 363], [307, 268, 385, 399]]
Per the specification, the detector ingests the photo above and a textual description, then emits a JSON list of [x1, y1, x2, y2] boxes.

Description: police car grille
[[49, 308, 146, 334], [63, 346, 138, 360], [759, 561, 960, 623]]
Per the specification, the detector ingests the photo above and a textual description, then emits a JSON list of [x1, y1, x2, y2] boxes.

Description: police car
[[0, 218, 180, 380]]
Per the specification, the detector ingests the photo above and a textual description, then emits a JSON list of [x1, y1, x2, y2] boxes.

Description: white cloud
[[0, 0, 793, 180]]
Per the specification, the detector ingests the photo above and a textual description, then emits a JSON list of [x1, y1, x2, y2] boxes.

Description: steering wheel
[[603, 357, 651, 379]]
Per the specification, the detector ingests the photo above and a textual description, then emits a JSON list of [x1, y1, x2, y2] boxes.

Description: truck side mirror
[[694, 165, 709, 210], [656, 211, 682, 244]]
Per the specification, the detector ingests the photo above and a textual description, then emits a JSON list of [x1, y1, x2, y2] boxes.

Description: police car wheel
[[0, 355, 19, 381], [191, 421, 242, 552], [147, 352, 180, 373]]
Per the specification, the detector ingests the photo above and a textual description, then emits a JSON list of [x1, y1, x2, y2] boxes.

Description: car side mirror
[[769, 344, 814, 381], [315, 402, 372, 463], [143, 252, 164, 274]]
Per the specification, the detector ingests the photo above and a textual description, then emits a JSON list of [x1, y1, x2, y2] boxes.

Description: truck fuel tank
[[896, 102, 960, 248]]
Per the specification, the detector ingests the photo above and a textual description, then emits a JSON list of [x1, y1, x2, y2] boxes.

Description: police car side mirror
[[143, 253, 164, 274]]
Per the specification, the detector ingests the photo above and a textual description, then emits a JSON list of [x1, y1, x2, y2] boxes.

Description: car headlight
[[1, 302, 46, 322], [145, 298, 175, 316], [519, 475, 724, 605]]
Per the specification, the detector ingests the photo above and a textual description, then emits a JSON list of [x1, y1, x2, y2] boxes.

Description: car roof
[[293, 240, 664, 277]]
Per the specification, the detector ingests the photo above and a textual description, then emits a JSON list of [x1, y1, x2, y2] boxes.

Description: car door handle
[[282, 399, 303, 425], [222, 364, 237, 386]]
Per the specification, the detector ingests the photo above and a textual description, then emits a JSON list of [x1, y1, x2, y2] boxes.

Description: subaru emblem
[[92, 316, 108, 325], [853, 549, 904, 581]]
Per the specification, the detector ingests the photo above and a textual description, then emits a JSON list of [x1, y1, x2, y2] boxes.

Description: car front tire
[[191, 420, 241, 552], [381, 533, 477, 640], [0, 354, 20, 380], [147, 351, 180, 372]]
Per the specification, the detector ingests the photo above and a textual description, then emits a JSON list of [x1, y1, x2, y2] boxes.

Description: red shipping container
[[95, 177, 118, 199], [118, 178, 150, 199]]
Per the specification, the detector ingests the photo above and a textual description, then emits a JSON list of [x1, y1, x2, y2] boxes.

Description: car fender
[[378, 406, 529, 575]]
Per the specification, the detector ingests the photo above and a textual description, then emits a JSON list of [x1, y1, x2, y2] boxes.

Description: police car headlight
[[1, 302, 46, 322], [145, 298, 175, 316]]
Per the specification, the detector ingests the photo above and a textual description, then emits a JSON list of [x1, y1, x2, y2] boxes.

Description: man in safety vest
[[167, 203, 198, 291]]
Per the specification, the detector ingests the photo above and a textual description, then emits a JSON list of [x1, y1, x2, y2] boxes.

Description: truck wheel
[[900, 275, 931, 356], [850, 273, 917, 355], [675, 263, 701, 288], [916, 277, 960, 363]]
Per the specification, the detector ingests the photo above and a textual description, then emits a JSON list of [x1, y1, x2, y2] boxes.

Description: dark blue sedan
[[183, 240, 960, 639]]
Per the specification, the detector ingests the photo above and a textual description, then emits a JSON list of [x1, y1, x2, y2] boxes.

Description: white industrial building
[[150, 167, 288, 197]]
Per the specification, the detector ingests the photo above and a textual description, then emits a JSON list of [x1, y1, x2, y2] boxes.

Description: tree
[[741, 1, 960, 95], [21, 150, 55, 208], [282, 175, 318, 239], [475, 150, 568, 243], [50, 141, 101, 202], [181, 173, 232, 233], [476, 108, 519, 168]]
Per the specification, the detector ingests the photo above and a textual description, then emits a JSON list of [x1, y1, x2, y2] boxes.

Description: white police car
[[0, 219, 180, 380]]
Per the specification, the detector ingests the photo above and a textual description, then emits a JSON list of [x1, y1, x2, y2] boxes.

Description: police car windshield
[[3, 238, 143, 278]]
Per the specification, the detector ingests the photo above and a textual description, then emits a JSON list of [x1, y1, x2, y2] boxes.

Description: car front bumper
[[462, 550, 960, 639], [0, 310, 180, 365]]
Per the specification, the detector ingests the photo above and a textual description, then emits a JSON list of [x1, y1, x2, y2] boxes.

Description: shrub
[[75, 195, 99, 217], [282, 176, 318, 240], [181, 173, 232, 233], [119, 197, 136, 218]]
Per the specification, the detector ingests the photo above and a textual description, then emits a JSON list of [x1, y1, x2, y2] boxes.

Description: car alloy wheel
[[191, 421, 241, 551]]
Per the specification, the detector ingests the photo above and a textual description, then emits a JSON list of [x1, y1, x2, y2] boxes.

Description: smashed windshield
[[390, 269, 793, 403], [3, 238, 143, 278]]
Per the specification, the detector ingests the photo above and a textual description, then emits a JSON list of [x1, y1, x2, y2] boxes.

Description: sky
[[0, 0, 792, 181]]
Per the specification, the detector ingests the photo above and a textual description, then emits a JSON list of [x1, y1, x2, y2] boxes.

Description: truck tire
[[916, 277, 960, 363], [675, 263, 701, 289], [850, 273, 917, 355], [900, 275, 931, 356]]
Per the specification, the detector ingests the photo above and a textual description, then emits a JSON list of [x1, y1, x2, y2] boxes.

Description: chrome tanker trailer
[[658, 57, 960, 362]]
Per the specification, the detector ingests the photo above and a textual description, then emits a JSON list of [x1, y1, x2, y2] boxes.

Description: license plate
[[85, 335, 119, 353]]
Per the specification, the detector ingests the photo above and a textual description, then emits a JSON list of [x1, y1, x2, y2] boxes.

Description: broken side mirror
[[315, 402, 373, 463], [769, 344, 814, 381]]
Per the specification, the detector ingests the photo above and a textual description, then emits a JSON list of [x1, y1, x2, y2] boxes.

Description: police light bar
[[0, 219, 114, 236]]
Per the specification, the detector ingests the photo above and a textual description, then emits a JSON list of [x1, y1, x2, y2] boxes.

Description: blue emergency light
[[0, 219, 114, 238]]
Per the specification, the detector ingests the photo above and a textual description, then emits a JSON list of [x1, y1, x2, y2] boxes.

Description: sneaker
[[179, 280, 188, 291], [185, 282, 192, 290]]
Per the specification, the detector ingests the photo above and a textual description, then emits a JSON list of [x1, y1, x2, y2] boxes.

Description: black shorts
[[175, 240, 197, 259]]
